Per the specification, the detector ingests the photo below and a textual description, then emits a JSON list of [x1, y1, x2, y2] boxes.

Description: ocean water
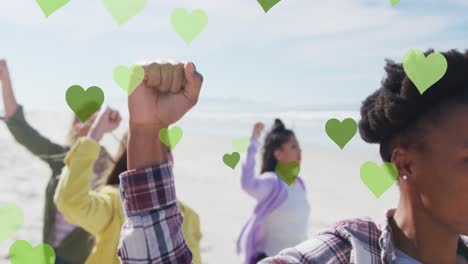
[[0, 91, 366, 148], [178, 109, 364, 148]]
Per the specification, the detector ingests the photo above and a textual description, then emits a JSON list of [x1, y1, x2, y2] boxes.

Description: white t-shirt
[[260, 182, 310, 256]]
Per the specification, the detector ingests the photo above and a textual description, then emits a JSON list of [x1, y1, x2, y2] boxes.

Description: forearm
[[118, 160, 192, 263], [1, 76, 18, 120], [4, 105, 66, 166], [88, 124, 105, 142], [54, 139, 99, 215], [54, 138, 115, 234], [128, 122, 166, 169], [241, 138, 260, 187]]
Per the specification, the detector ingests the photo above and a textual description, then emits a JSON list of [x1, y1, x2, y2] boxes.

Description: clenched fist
[[252, 122, 265, 140], [144, 61, 187, 94], [87, 107, 122, 142], [129, 61, 203, 127]]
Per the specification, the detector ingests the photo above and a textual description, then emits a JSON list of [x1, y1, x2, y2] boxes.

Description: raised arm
[[241, 122, 274, 200], [54, 107, 122, 235], [0, 59, 66, 170], [118, 61, 203, 264], [0, 60, 18, 119]]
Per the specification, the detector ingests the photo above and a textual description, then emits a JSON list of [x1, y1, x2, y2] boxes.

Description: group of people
[[1, 49, 468, 264]]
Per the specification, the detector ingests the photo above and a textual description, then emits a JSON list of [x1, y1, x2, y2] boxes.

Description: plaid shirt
[[260, 210, 468, 264], [118, 163, 192, 264], [118, 162, 468, 264]]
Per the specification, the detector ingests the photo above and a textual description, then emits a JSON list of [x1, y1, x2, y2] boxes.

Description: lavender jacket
[[236, 138, 306, 264]]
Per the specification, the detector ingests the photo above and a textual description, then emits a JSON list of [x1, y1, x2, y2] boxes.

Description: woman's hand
[[0, 59, 19, 120], [128, 62, 203, 128], [252, 122, 265, 140], [0, 60, 10, 81], [87, 107, 122, 142], [127, 61, 203, 169]]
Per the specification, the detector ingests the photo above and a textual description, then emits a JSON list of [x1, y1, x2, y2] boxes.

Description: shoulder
[[259, 172, 282, 188], [322, 217, 381, 253], [328, 217, 380, 236], [101, 185, 126, 221], [261, 171, 280, 181], [267, 217, 381, 263], [268, 232, 352, 264]]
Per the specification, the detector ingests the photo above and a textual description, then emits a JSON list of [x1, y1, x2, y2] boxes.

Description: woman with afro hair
[[261, 49, 468, 264]]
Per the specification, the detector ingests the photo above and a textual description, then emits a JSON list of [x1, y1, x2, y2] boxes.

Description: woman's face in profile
[[409, 103, 468, 235]]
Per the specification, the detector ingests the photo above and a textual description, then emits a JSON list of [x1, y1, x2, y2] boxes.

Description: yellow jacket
[[54, 138, 202, 264]]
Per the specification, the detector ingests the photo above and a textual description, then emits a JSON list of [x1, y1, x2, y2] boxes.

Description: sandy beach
[[0, 110, 400, 263]]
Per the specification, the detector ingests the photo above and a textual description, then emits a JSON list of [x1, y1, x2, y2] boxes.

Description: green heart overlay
[[360, 161, 398, 198], [102, 0, 147, 27], [223, 152, 240, 170], [114, 65, 145, 95], [9, 240, 55, 264], [275, 161, 300, 186], [159, 127, 183, 150], [258, 0, 282, 13], [35, 0, 70, 17], [390, 0, 400, 6], [171, 8, 208, 45], [403, 49, 448, 94], [325, 118, 357, 149], [232, 137, 250, 153], [66, 85, 104, 123], [0, 203, 23, 243]]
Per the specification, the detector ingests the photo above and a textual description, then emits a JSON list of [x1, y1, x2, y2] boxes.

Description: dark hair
[[97, 131, 174, 187], [261, 119, 295, 173], [97, 131, 128, 188], [359, 49, 468, 162]]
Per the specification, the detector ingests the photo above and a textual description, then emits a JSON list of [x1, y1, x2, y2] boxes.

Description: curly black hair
[[359, 49, 468, 162], [261, 119, 295, 174]]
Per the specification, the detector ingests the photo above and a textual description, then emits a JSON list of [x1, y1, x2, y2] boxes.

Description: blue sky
[[0, 0, 467, 113]]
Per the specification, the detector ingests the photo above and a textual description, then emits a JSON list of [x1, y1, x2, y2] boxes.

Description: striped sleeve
[[260, 232, 352, 264], [118, 163, 192, 264]]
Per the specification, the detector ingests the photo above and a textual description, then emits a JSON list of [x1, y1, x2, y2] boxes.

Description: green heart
[[9, 240, 55, 264], [159, 127, 183, 150], [102, 0, 147, 27], [275, 161, 300, 186], [390, 0, 400, 6], [0, 203, 23, 243], [325, 118, 357, 149], [35, 0, 70, 17], [65, 85, 104, 123], [171, 8, 208, 45], [403, 49, 448, 94], [258, 0, 282, 13], [232, 137, 250, 153], [360, 161, 398, 198], [223, 152, 240, 170], [114, 65, 145, 95]]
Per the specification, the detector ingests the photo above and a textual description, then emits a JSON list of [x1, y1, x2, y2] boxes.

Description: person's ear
[[391, 147, 412, 178], [274, 149, 283, 162]]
